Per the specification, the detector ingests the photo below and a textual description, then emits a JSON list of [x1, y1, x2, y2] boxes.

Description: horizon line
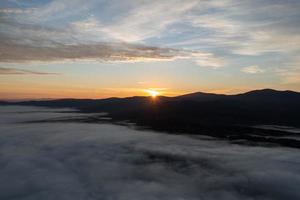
[[1, 88, 299, 102]]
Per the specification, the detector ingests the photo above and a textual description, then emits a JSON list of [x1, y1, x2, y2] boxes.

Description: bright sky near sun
[[0, 0, 300, 99]]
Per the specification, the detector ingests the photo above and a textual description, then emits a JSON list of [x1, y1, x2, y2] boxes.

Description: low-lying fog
[[1, 106, 300, 200]]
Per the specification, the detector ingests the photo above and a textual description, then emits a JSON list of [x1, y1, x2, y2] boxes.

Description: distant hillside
[[233, 89, 300, 103], [1, 88, 300, 129], [2, 88, 300, 148], [175, 92, 227, 102]]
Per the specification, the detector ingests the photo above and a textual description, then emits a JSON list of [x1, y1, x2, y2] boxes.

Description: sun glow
[[146, 89, 160, 98]]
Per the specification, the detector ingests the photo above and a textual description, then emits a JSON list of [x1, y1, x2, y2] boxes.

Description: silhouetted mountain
[[233, 89, 300, 103], [15, 99, 98, 108], [175, 92, 227, 102], [0, 101, 10, 105], [1, 89, 300, 147], [2, 89, 300, 123], [240, 88, 299, 97], [174, 89, 300, 103]]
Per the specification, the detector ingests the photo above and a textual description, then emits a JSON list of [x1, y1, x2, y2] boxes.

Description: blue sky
[[0, 0, 300, 99]]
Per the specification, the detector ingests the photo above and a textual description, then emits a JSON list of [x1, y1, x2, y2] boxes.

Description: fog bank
[[0, 106, 300, 200]]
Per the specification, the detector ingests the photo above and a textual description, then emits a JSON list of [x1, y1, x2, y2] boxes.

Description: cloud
[[279, 70, 300, 84], [188, 13, 240, 36], [96, 0, 197, 42], [0, 41, 173, 63], [167, 0, 300, 57], [232, 32, 300, 56], [277, 56, 300, 84], [0, 6, 224, 68], [2, 0, 198, 44], [192, 52, 226, 69], [1, 106, 300, 200], [21, 0, 93, 23], [241, 65, 265, 74], [0, 8, 35, 14], [0, 39, 224, 67], [69, 0, 198, 43], [0, 67, 58, 75], [1, 0, 299, 72]]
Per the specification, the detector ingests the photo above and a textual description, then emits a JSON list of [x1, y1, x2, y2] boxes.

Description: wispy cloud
[[95, 0, 197, 42], [0, 67, 58, 75], [241, 65, 265, 74], [22, 0, 93, 23], [192, 52, 225, 69], [277, 56, 300, 84], [0, 3, 223, 68], [1, 0, 299, 73], [169, 1, 300, 57], [0, 40, 222, 67], [0, 8, 35, 14]]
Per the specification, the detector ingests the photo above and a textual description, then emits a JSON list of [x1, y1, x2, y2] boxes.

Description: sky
[[0, 0, 300, 99]]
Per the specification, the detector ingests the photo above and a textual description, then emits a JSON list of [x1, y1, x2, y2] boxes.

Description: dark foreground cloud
[[0, 106, 299, 200], [0, 67, 58, 75], [0, 41, 179, 63], [0, 40, 223, 67]]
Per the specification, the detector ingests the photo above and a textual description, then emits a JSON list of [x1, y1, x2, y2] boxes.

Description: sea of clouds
[[0, 106, 300, 200]]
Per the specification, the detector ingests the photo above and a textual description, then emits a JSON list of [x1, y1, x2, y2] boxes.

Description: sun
[[145, 89, 160, 98]]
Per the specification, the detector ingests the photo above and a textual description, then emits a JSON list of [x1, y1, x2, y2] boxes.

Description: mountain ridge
[[1, 88, 300, 148], [1, 88, 300, 103]]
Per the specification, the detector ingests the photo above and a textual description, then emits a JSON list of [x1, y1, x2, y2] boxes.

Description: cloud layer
[[0, 67, 58, 75], [0, 39, 224, 67], [1, 106, 300, 200], [0, 0, 227, 67], [0, 0, 300, 87], [241, 65, 265, 74]]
